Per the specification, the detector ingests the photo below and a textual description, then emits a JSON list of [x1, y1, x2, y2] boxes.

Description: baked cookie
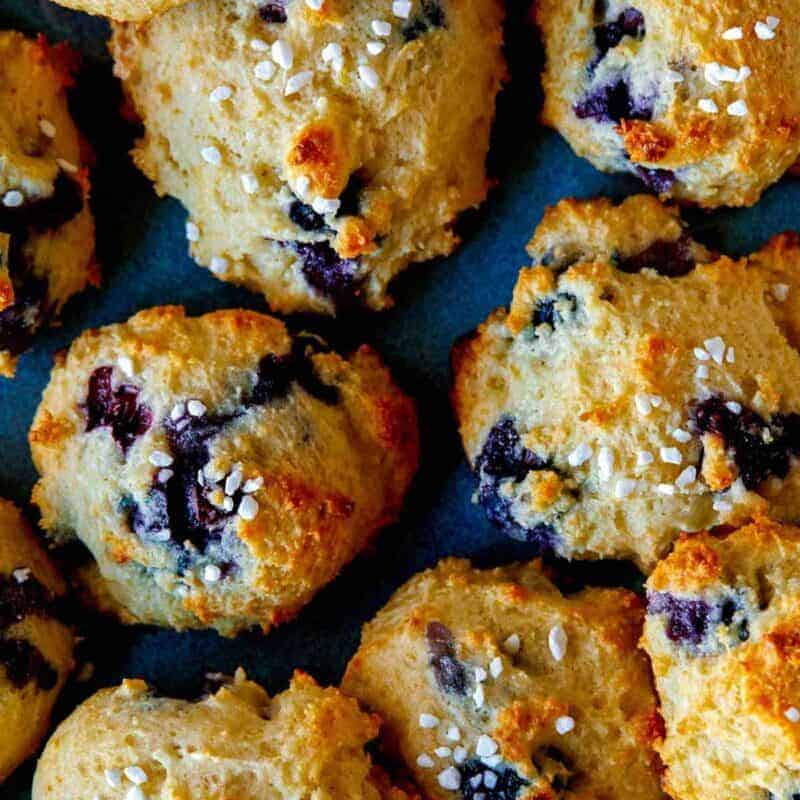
[[33, 669, 414, 799], [642, 519, 800, 800], [110, 0, 505, 314], [48, 0, 186, 22], [29, 306, 418, 636], [452, 195, 800, 571], [536, 0, 800, 207], [343, 558, 665, 800], [0, 32, 96, 377], [0, 499, 74, 782]]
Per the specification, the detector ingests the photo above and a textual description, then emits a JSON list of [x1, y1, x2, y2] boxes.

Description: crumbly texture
[[29, 306, 418, 636], [452, 195, 800, 571], [642, 519, 800, 800], [536, 0, 800, 207], [110, 0, 505, 314], [0, 32, 96, 377], [33, 669, 414, 800], [0, 499, 74, 782], [343, 558, 665, 800], [47, 0, 186, 22]]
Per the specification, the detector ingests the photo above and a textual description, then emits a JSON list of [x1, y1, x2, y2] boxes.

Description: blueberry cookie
[[342, 558, 665, 800], [29, 306, 418, 636], [452, 195, 800, 570], [0, 500, 74, 782], [0, 32, 96, 377], [536, 0, 800, 207], [110, 0, 505, 314], [642, 519, 800, 800], [33, 669, 413, 799]]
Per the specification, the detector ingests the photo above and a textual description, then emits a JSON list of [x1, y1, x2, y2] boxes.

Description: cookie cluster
[[0, 1, 798, 799]]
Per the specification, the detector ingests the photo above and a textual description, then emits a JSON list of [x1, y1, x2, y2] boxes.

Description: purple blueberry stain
[[258, 1, 287, 23], [288, 241, 362, 306], [85, 366, 153, 453], [532, 293, 578, 330], [0, 571, 63, 690], [574, 77, 655, 124], [647, 590, 751, 651], [615, 232, 696, 277], [0, 171, 84, 356], [426, 621, 469, 696], [475, 418, 559, 553], [593, 7, 645, 61], [634, 166, 677, 194], [289, 200, 327, 232], [690, 397, 800, 490], [402, 0, 446, 41], [459, 759, 529, 800]]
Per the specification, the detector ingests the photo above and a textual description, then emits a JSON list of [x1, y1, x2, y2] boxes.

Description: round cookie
[[29, 306, 419, 636], [642, 519, 800, 800], [48, 0, 187, 22], [0, 499, 74, 782], [452, 195, 800, 570], [535, 0, 800, 207], [33, 669, 414, 799], [0, 32, 96, 377], [342, 558, 665, 800], [110, 0, 505, 314]]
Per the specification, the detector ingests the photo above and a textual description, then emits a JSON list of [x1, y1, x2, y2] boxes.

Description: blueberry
[[533, 293, 578, 329], [647, 592, 713, 646], [290, 241, 361, 304], [336, 173, 365, 218], [289, 200, 327, 232], [0, 171, 83, 235], [691, 397, 800, 490], [258, 2, 287, 23], [593, 8, 645, 60], [426, 621, 468, 696], [475, 419, 559, 552], [0, 571, 58, 630], [616, 232, 694, 277], [0, 269, 48, 357], [477, 418, 546, 482], [648, 591, 751, 649], [402, 0, 446, 41], [252, 335, 339, 406], [574, 78, 654, 124], [85, 366, 153, 453], [533, 746, 573, 794], [0, 637, 57, 690], [634, 166, 676, 194], [459, 759, 529, 800]]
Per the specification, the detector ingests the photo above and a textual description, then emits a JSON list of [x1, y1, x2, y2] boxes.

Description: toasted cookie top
[[643, 519, 800, 800], [33, 669, 413, 799], [30, 306, 418, 636], [343, 558, 665, 800], [536, 0, 800, 207], [452, 195, 800, 570], [110, 0, 505, 314]]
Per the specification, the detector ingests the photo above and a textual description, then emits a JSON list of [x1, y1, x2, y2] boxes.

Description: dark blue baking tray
[[1, 1, 799, 796]]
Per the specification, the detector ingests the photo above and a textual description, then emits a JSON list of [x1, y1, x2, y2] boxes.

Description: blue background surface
[[1, 0, 799, 796]]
